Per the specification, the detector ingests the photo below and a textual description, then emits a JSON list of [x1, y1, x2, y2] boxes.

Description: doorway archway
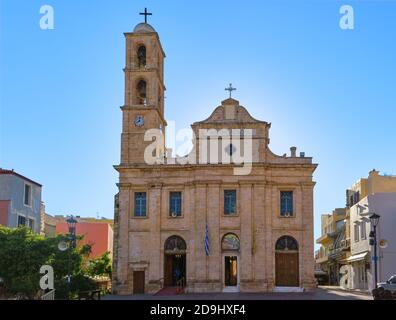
[[275, 236, 299, 287], [221, 233, 240, 292], [164, 235, 186, 287]]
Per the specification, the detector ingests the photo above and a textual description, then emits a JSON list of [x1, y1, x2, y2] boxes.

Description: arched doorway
[[164, 235, 186, 287], [222, 233, 240, 292], [275, 236, 299, 287]]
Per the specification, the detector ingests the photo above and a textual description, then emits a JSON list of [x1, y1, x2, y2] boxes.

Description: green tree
[[0, 226, 97, 299], [86, 251, 112, 279], [0, 226, 51, 299]]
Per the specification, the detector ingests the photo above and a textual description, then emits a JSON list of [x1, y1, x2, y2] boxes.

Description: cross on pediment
[[225, 83, 236, 98]]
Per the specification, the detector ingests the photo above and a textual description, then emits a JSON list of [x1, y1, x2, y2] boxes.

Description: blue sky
[[1, 0, 395, 248]]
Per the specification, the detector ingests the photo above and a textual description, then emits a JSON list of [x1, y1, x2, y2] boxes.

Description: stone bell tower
[[120, 10, 166, 165]]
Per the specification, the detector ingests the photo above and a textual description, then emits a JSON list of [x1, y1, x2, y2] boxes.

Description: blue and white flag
[[204, 223, 210, 256]]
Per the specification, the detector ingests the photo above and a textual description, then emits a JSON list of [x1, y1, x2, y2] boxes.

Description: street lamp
[[66, 215, 78, 299], [369, 213, 380, 289], [66, 215, 78, 248]]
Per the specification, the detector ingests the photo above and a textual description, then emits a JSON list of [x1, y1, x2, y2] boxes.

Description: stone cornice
[[124, 32, 166, 58], [117, 180, 314, 189], [238, 180, 263, 186], [158, 228, 192, 232], [265, 181, 316, 188], [272, 227, 308, 232], [128, 261, 150, 266], [117, 183, 131, 189], [129, 229, 151, 233], [123, 68, 166, 91], [193, 180, 223, 186], [120, 105, 168, 126], [115, 162, 318, 171], [300, 181, 317, 187]]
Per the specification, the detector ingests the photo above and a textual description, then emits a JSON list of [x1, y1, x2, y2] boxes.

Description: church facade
[[112, 18, 318, 294]]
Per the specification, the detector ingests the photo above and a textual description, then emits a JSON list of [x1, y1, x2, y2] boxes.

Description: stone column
[[113, 184, 131, 294], [147, 184, 162, 293], [184, 183, 195, 289], [265, 182, 275, 290], [207, 183, 221, 291], [193, 183, 207, 292], [300, 182, 316, 291], [240, 182, 253, 291], [253, 182, 267, 291]]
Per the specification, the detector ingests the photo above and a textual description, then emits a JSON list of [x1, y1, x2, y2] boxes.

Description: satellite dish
[[379, 239, 388, 249], [58, 241, 69, 252]]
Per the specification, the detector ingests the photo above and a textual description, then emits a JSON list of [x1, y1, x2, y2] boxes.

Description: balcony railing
[[316, 233, 332, 244], [329, 247, 342, 257]]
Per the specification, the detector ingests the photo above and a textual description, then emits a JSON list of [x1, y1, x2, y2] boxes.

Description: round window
[[225, 144, 236, 156]]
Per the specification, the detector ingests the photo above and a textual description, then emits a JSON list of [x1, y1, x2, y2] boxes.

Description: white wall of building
[[349, 193, 396, 292]]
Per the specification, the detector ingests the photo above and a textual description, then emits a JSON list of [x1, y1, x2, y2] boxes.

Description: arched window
[[137, 80, 147, 104], [275, 236, 298, 251], [222, 233, 240, 251], [137, 45, 146, 68], [164, 235, 187, 253]]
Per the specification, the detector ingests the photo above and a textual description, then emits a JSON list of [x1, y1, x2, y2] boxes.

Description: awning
[[347, 252, 368, 263]]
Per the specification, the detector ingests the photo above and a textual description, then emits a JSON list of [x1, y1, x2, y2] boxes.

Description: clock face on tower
[[134, 115, 144, 127]]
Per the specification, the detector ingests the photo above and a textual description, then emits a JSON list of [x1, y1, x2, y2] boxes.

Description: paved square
[[104, 287, 372, 300]]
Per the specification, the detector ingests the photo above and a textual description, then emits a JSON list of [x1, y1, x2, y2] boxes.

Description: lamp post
[[369, 213, 380, 289], [66, 215, 78, 299], [66, 215, 78, 248]]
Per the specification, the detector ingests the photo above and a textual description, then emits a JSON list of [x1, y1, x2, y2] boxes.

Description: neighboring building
[[44, 213, 57, 237], [113, 16, 318, 295], [347, 170, 396, 292], [40, 201, 57, 237], [316, 170, 396, 292], [0, 169, 42, 233], [56, 218, 114, 259], [43, 213, 57, 237], [315, 208, 350, 286]]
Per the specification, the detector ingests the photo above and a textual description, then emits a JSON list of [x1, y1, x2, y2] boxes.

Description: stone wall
[[113, 163, 317, 294]]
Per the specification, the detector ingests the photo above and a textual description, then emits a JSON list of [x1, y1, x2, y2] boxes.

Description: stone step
[[273, 287, 305, 293]]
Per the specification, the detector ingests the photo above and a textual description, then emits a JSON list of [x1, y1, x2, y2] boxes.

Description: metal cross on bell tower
[[139, 7, 152, 23], [225, 83, 236, 98]]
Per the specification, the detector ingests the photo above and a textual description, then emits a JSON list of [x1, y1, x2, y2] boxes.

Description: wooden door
[[164, 255, 173, 286], [133, 271, 145, 294], [275, 252, 299, 287]]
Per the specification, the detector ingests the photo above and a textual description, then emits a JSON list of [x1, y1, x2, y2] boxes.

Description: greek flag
[[204, 223, 210, 256]]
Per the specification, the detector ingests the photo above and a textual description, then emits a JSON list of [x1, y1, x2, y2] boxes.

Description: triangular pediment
[[193, 98, 268, 126]]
